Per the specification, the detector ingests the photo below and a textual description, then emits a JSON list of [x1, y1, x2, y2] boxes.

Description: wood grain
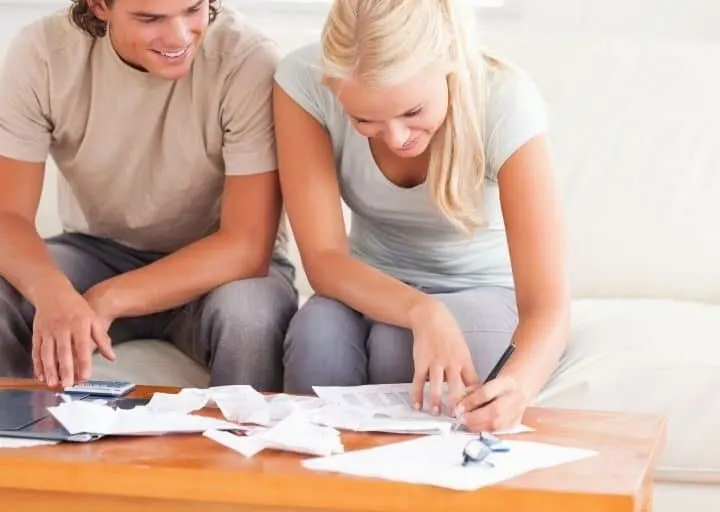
[[0, 378, 665, 512]]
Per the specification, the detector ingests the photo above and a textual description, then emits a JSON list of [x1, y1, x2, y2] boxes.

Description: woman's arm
[[456, 134, 570, 431], [498, 134, 570, 400], [273, 84, 433, 328]]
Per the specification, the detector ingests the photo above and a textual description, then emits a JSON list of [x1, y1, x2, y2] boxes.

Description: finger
[[411, 367, 428, 411], [74, 322, 94, 383], [31, 331, 44, 383], [462, 398, 506, 433], [428, 364, 444, 415], [56, 329, 75, 388], [92, 321, 115, 362], [459, 377, 511, 412], [446, 368, 465, 412], [460, 362, 480, 387], [40, 335, 59, 388]]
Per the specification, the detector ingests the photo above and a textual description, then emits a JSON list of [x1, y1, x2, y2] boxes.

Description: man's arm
[[0, 23, 116, 387], [0, 156, 75, 306], [0, 156, 115, 386], [87, 171, 282, 319], [86, 36, 283, 320]]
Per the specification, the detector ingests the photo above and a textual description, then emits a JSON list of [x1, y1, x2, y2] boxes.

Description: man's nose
[[166, 18, 192, 47]]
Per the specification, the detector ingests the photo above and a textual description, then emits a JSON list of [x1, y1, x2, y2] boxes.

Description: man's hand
[[31, 288, 115, 389]]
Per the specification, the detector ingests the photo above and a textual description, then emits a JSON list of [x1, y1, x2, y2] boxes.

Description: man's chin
[[144, 59, 195, 80]]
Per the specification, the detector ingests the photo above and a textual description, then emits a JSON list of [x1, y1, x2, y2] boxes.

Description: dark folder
[[0, 389, 147, 443]]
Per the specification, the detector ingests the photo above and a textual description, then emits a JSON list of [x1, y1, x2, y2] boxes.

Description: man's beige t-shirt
[[0, 8, 286, 255]]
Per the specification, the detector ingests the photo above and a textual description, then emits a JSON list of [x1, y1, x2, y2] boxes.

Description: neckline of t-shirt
[[358, 134, 428, 194], [103, 30, 172, 85]]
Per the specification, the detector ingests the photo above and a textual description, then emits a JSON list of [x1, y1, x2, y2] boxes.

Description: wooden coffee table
[[0, 378, 665, 512]]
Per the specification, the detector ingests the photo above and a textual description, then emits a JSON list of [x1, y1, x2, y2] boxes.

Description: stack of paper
[[47, 400, 240, 436], [302, 432, 598, 491], [0, 438, 58, 449], [311, 384, 534, 435]]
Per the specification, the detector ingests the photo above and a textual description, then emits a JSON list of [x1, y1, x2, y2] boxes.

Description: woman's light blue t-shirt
[[274, 43, 548, 293]]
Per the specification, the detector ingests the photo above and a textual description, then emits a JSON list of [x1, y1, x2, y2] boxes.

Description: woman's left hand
[[454, 375, 529, 433]]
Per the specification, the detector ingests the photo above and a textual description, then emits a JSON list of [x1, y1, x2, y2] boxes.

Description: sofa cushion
[[536, 298, 720, 482], [93, 340, 209, 388], [482, 32, 720, 303]]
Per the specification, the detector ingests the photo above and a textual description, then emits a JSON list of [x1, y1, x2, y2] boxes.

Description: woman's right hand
[[409, 297, 479, 415]]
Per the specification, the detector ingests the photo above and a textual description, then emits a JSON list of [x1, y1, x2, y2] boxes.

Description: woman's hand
[[454, 375, 528, 432], [409, 297, 479, 415]]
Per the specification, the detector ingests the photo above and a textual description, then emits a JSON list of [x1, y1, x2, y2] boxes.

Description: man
[[0, 0, 297, 391]]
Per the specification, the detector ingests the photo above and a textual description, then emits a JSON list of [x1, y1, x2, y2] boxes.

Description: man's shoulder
[[197, 8, 280, 76], [7, 9, 92, 63]]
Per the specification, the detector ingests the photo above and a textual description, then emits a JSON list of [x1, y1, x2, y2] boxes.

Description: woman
[[273, 0, 570, 432]]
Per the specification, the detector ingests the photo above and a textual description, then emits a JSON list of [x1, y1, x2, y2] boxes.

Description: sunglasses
[[461, 432, 511, 467]]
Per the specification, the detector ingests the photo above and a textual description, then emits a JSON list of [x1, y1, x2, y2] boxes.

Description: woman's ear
[[87, 0, 110, 22]]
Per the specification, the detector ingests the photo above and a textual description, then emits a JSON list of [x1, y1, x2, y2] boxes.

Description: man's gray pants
[[0, 233, 298, 391]]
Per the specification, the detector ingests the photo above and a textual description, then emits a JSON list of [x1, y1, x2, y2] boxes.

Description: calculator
[[63, 380, 136, 397]]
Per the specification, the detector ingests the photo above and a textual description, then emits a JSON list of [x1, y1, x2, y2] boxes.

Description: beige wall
[[0, 0, 718, 50]]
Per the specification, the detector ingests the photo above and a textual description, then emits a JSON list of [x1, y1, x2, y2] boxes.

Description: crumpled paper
[[146, 386, 323, 426], [204, 413, 344, 458]]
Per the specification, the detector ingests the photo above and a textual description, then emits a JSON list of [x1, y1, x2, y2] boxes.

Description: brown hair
[[69, 0, 222, 38]]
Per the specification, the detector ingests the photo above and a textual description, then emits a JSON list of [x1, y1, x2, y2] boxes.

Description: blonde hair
[[321, 0, 491, 232]]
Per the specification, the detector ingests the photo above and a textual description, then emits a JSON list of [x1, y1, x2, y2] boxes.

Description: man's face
[[92, 0, 210, 80]]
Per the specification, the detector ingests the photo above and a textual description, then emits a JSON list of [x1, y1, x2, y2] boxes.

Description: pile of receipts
[[43, 384, 597, 491], [45, 383, 529, 457]]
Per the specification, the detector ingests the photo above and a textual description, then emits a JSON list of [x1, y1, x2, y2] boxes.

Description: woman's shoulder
[[275, 43, 347, 131], [275, 42, 324, 91], [483, 58, 547, 125], [481, 57, 550, 179]]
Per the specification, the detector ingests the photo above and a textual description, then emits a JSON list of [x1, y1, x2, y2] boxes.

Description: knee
[[367, 323, 414, 384], [0, 277, 19, 305], [283, 296, 368, 394], [0, 277, 32, 322], [201, 276, 298, 349], [284, 296, 360, 354]]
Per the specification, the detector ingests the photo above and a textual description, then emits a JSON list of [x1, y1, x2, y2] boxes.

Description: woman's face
[[327, 69, 449, 158]]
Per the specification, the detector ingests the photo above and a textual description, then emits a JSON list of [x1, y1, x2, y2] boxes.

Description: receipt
[[146, 386, 323, 426], [204, 413, 344, 458]]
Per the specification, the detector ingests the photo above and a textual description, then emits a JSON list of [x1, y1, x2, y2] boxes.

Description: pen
[[452, 342, 516, 430], [484, 342, 516, 384]]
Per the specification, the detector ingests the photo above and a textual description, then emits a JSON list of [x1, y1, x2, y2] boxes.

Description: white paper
[[147, 386, 323, 427], [312, 384, 534, 435], [47, 400, 241, 436], [314, 383, 444, 413], [204, 413, 344, 458], [303, 433, 597, 491], [0, 437, 59, 448]]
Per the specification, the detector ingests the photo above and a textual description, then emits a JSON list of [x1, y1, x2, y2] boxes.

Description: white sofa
[[5, 28, 719, 511]]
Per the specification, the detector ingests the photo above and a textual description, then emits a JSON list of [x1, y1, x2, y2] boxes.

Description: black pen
[[452, 342, 516, 429], [484, 342, 516, 383]]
